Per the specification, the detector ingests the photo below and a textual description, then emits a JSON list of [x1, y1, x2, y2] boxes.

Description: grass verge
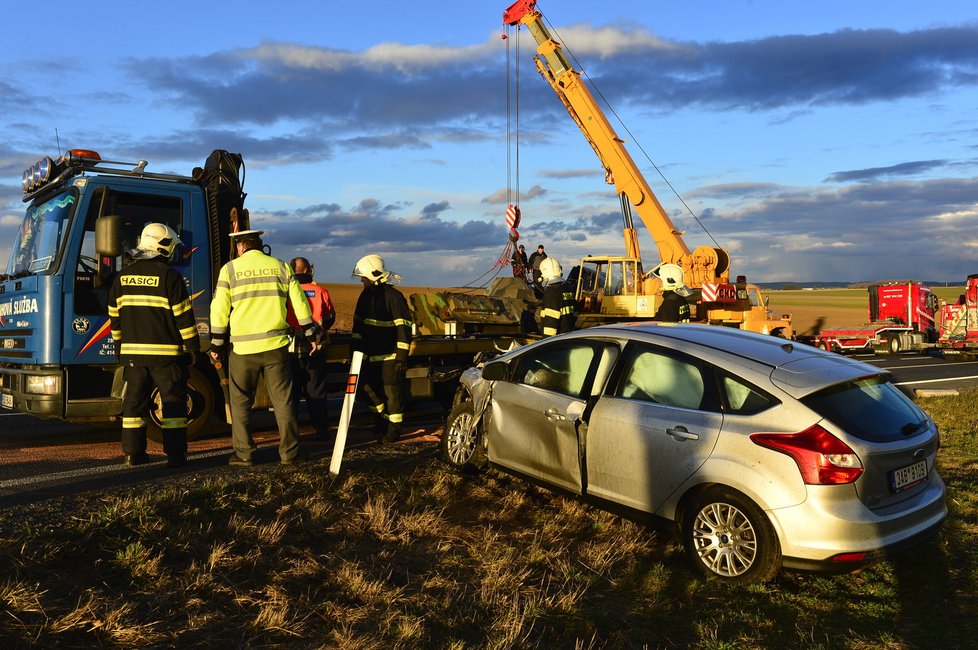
[[1, 391, 976, 648]]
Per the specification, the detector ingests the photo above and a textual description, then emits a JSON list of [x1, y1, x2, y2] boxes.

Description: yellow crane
[[503, 0, 792, 336]]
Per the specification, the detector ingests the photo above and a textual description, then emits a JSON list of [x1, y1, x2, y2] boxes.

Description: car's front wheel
[[683, 487, 781, 584], [441, 400, 487, 473]]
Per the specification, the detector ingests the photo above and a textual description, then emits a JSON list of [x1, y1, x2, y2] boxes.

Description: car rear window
[[800, 375, 930, 443]]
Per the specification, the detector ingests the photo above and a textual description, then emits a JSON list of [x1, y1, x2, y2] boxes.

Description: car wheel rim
[[446, 411, 476, 464], [691, 502, 757, 577]]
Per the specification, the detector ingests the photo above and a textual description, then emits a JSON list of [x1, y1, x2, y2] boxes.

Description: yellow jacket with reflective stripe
[[209, 249, 313, 355], [107, 257, 200, 365]]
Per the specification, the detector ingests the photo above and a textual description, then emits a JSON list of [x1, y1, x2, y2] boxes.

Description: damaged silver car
[[441, 323, 946, 584]]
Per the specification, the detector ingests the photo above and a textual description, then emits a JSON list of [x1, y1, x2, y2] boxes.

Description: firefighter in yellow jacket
[[108, 223, 199, 467], [352, 254, 413, 443], [209, 230, 317, 466]]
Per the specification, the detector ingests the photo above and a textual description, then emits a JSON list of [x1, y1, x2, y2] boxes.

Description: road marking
[[894, 375, 978, 386], [878, 361, 978, 370]]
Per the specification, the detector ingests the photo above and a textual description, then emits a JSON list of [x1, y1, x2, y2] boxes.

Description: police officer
[[286, 257, 335, 439], [352, 254, 413, 443], [652, 263, 692, 323], [538, 257, 576, 336], [108, 223, 199, 467], [209, 230, 318, 466]]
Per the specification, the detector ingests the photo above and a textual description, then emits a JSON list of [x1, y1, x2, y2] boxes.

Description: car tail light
[[751, 424, 864, 485]]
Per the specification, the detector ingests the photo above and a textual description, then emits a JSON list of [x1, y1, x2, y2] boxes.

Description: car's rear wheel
[[441, 400, 487, 473], [683, 487, 781, 584]]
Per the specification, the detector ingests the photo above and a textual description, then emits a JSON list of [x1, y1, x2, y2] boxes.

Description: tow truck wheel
[[147, 366, 216, 443], [888, 336, 902, 354]]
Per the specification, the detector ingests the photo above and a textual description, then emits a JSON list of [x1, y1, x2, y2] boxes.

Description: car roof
[[587, 322, 887, 398]]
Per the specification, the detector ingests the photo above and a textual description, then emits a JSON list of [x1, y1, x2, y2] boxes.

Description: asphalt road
[[854, 351, 978, 393], [1, 351, 974, 511], [0, 402, 446, 510]]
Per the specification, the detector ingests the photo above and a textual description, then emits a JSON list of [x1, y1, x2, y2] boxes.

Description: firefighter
[[209, 230, 318, 466], [286, 257, 335, 439], [107, 223, 199, 467], [652, 263, 692, 323], [351, 254, 413, 443], [539, 257, 576, 336]]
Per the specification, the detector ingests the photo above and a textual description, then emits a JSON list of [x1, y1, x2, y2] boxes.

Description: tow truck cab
[[0, 149, 244, 436]]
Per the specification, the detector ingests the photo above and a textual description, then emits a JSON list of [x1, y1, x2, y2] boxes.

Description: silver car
[[441, 323, 946, 584]]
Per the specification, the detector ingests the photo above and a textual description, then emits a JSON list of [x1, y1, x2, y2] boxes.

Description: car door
[[487, 339, 602, 493], [584, 342, 724, 514]]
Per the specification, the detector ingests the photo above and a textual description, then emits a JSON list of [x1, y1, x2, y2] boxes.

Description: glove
[[188, 350, 199, 366], [395, 361, 407, 375], [209, 347, 228, 367]]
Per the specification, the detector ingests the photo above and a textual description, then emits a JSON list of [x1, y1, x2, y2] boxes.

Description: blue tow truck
[[0, 149, 533, 441], [0, 149, 248, 439]]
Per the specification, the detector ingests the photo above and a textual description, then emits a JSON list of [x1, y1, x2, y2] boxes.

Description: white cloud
[[555, 25, 686, 58]]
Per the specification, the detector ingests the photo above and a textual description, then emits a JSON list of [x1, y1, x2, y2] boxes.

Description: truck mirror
[[95, 215, 123, 257]]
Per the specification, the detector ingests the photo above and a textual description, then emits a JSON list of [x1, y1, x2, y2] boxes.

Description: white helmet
[[137, 223, 182, 258], [653, 263, 689, 292], [539, 257, 563, 282], [353, 254, 398, 284]]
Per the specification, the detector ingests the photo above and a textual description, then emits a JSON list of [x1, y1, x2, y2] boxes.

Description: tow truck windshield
[[5, 190, 77, 277]]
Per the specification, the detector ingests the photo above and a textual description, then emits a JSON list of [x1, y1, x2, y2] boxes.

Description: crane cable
[[461, 19, 523, 291], [543, 15, 722, 250]]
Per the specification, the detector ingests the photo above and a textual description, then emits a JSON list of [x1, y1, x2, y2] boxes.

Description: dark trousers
[[291, 351, 330, 435], [360, 360, 405, 442], [121, 361, 188, 457], [228, 345, 299, 461]]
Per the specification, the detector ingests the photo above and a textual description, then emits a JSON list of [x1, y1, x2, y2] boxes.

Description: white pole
[[330, 350, 363, 475]]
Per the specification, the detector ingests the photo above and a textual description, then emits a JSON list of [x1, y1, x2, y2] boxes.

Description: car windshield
[[801, 375, 929, 443], [5, 190, 77, 277]]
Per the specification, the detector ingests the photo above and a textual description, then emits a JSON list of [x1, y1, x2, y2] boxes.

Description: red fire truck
[[937, 274, 978, 359], [811, 282, 939, 354]]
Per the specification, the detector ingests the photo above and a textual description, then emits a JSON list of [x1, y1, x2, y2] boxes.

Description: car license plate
[[1, 393, 12, 409], [891, 459, 927, 492]]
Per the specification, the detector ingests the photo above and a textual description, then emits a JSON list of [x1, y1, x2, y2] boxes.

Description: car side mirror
[[482, 360, 509, 381], [95, 215, 123, 258]]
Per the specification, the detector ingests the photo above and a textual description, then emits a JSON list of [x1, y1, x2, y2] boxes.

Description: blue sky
[[3, 0, 978, 287]]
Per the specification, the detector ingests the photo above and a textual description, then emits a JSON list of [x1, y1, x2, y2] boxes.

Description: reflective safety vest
[[108, 257, 199, 365], [210, 249, 314, 355]]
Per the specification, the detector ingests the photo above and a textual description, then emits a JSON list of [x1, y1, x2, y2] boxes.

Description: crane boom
[[503, 1, 792, 337], [503, 0, 729, 286]]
